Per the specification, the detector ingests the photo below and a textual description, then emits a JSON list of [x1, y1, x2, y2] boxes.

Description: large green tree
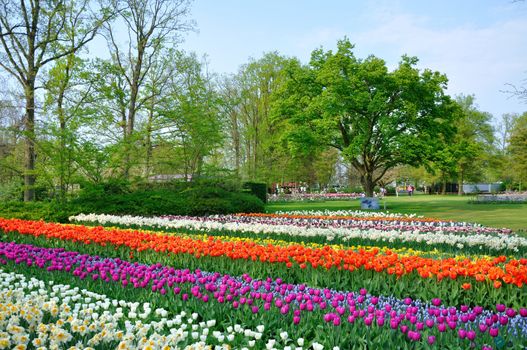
[[276, 39, 457, 196]]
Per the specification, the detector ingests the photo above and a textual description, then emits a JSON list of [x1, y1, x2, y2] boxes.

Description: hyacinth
[[1, 241, 526, 348]]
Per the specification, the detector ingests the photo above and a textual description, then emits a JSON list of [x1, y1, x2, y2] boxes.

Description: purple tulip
[[458, 329, 467, 339], [489, 328, 499, 337], [427, 335, 436, 345]]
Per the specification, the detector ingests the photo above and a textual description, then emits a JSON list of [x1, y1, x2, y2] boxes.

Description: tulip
[[489, 328, 499, 337], [427, 335, 436, 345]]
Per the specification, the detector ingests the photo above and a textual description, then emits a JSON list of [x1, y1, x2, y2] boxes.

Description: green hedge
[[242, 182, 268, 203], [0, 201, 74, 223], [72, 182, 264, 216], [0, 181, 264, 222]]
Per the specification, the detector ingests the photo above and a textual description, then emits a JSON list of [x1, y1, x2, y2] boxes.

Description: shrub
[[71, 180, 263, 216], [0, 201, 75, 223], [242, 182, 268, 203], [0, 179, 264, 221], [0, 181, 22, 202]]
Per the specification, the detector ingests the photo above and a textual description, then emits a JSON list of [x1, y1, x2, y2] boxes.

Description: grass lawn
[[266, 194, 527, 232]]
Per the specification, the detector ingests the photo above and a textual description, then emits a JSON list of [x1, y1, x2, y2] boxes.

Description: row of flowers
[[69, 213, 523, 253], [103, 225, 499, 261], [171, 213, 511, 234], [274, 210, 424, 219], [267, 193, 364, 202], [1, 241, 526, 349], [0, 267, 286, 350], [1, 218, 526, 308]]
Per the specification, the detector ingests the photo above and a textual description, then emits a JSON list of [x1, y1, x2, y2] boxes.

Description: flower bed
[[472, 193, 527, 204], [1, 210, 526, 348], [0, 267, 269, 350], [1, 242, 526, 349], [267, 193, 364, 202], [69, 213, 522, 255], [1, 218, 526, 308]]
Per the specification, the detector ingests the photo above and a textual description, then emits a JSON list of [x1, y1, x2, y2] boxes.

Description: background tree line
[[0, 0, 526, 201]]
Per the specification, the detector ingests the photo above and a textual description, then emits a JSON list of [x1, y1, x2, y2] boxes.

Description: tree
[[277, 39, 457, 196], [496, 113, 518, 154], [452, 95, 495, 194], [218, 75, 243, 176], [141, 49, 176, 178], [505, 81, 527, 103], [0, 90, 23, 197], [220, 52, 291, 182], [0, 0, 112, 201], [102, 0, 194, 178], [157, 51, 223, 178], [493, 113, 519, 189], [508, 112, 527, 189], [42, 54, 100, 200]]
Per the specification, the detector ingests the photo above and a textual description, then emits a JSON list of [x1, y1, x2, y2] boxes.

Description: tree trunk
[[57, 84, 67, 201], [123, 45, 145, 179], [441, 178, 447, 195], [121, 109, 129, 178], [360, 172, 375, 197], [145, 96, 155, 178], [145, 128, 152, 178], [24, 82, 36, 202], [59, 118, 66, 200], [458, 168, 464, 196], [253, 131, 258, 180], [231, 112, 240, 176]]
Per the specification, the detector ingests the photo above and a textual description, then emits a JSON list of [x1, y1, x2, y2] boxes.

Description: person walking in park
[[407, 185, 414, 196]]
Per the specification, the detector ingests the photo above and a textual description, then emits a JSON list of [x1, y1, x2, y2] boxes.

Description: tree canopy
[[275, 39, 458, 196]]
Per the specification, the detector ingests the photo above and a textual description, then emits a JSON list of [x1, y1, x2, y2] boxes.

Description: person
[[407, 185, 413, 196], [379, 187, 386, 198]]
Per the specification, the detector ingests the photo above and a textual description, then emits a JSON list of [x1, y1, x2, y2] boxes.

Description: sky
[[169, 0, 527, 120]]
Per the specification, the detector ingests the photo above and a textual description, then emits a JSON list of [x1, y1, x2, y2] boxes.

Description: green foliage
[[221, 52, 300, 184], [242, 182, 268, 203], [182, 187, 264, 215], [71, 185, 263, 216], [69, 179, 263, 216], [508, 112, 527, 185], [0, 179, 264, 221], [0, 181, 22, 202], [0, 201, 75, 223], [138, 178, 242, 193], [79, 178, 132, 197], [276, 38, 457, 196]]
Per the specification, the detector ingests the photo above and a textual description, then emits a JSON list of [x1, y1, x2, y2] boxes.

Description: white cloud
[[350, 10, 527, 116]]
